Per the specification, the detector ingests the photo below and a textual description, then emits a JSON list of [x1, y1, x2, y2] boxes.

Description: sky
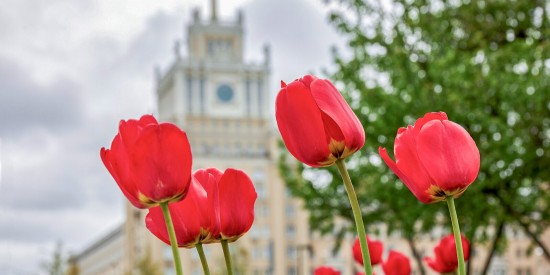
[[0, 0, 346, 273]]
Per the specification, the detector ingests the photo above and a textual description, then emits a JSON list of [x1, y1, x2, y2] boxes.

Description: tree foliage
[[136, 247, 162, 275], [281, 0, 550, 267], [42, 242, 65, 275]]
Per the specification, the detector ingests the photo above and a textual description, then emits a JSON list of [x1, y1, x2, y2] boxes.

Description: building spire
[[211, 0, 217, 22]]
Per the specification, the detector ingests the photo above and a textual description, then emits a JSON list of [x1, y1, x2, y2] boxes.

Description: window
[[255, 205, 269, 218], [256, 182, 266, 199], [287, 246, 296, 259], [253, 169, 266, 181], [207, 38, 233, 55], [286, 204, 295, 217], [286, 225, 296, 239]]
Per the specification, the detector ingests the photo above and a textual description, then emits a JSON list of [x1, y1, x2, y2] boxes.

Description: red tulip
[[100, 114, 192, 208], [353, 235, 384, 265], [194, 168, 257, 241], [379, 112, 480, 203], [314, 266, 341, 275], [276, 75, 365, 167], [424, 234, 470, 274], [145, 178, 205, 248], [145, 168, 257, 247], [382, 250, 411, 275]]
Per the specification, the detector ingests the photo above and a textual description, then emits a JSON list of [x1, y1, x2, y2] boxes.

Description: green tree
[[42, 242, 64, 275], [281, 0, 550, 273], [213, 245, 250, 275], [136, 247, 162, 275]]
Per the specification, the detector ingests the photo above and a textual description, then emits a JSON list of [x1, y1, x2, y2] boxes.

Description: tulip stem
[[446, 197, 465, 275], [196, 243, 210, 275], [160, 202, 184, 275], [336, 159, 373, 275], [221, 240, 234, 275]]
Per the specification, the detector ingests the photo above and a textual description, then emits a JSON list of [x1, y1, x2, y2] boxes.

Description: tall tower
[[154, 4, 309, 275]]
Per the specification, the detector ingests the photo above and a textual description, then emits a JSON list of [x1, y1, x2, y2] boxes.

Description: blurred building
[[70, 1, 550, 275], [71, 2, 316, 275], [151, 3, 311, 274]]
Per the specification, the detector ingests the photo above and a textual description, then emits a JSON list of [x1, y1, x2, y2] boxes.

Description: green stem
[[160, 202, 184, 275], [196, 243, 210, 275], [335, 159, 373, 275], [221, 240, 234, 275], [446, 197, 466, 275]]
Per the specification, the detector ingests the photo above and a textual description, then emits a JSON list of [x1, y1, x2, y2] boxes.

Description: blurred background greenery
[[280, 0, 550, 274]]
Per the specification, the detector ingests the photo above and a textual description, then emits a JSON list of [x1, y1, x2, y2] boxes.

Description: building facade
[[152, 5, 310, 275], [72, 4, 318, 275]]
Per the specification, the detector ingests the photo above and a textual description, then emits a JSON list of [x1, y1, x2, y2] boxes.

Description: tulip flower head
[[145, 168, 257, 248], [145, 178, 205, 248], [424, 234, 470, 274], [276, 75, 365, 167], [314, 266, 341, 275], [382, 250, 411, 275], [379, 112, 480, 203], [100, 114, 192, 208], [199, 168, 257, 242], [352, 236, 383, 265]]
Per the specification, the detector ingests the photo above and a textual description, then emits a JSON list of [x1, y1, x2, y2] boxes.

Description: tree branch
[[406, 235, 426, 275], [482, 220, 505, 274], [495, 194, 550, 263]]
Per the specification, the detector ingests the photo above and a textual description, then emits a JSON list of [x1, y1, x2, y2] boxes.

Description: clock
[[217, 84, 234, 102]]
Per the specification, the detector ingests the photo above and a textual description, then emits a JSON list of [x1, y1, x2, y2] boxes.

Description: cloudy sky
[[0, 0, 346, 273]]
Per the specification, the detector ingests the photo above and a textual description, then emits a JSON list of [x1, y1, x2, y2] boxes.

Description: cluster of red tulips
[[101, 115, 257, 275], [314, 233, 470, 275], [101, 74, 479, 275], [276, 75, 479, 275]]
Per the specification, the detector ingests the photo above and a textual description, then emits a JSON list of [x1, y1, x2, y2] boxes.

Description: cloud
[[83, 10, 185, 119], [0, 57, 84, 138], [243, 0, 344, 80]]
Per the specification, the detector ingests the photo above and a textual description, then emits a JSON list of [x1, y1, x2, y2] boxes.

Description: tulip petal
[[145, 195, 202, 248], [382, 250, 411, 275], [138, 114, 158, 125], [435, 241, 455, 267], [379, 146, 432, 203], [412, 112, 448, 135], [145, 208, 171, 245], [310, 78, 365, 152], [314, 266, 341, 275], [193, 169, 222, 241], [393, 125, 437, 202], [439, 234, 470, 266], [424, 256, 453, 274], [103, 134, 146, 208], [426, 234, 470, 274], [132, 123, 192, 203], [218, 169, 257, 240], [275, 80, 331, 167], [352, 236, 384, 266], [368, 238, 384, 265], [416, 120, 480, 192]]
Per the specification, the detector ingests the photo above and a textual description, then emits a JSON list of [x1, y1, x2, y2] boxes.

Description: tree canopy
[[280, 0, 550, 272]]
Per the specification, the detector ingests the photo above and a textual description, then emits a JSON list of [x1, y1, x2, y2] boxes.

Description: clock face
[[217, 84, 234, 102]]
